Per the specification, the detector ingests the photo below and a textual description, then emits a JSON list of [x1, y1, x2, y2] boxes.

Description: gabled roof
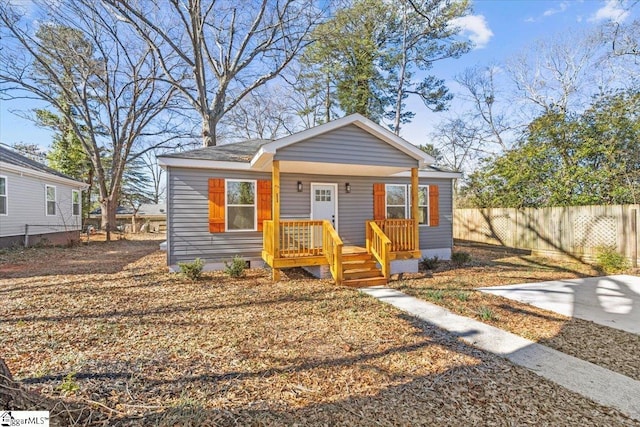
[[158, 114, 435, 174], [0, 145, 87, 187], [160, 139, 271, 162], [251, 114, 433, 169]]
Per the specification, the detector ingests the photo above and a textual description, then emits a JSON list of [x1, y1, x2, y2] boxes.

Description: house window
[[46, 185, 56, 216], [386, 184, 407, 219], [387, 184, 430, 225], [0, 176, 6, 215], [417, 185, 429, 225], [226, 180, 256, 231], [72, 190, 81, 216]]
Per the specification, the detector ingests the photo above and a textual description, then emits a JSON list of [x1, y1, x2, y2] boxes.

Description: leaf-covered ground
[[394, 245, 640, 382], [1, 236, 638, 425]]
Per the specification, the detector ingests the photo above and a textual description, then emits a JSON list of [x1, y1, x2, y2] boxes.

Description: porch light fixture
[[297, 181, 303, 192], [345, 183, 351, 193]]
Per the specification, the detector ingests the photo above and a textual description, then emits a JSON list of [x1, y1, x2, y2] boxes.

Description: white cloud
[[589, 0, 630, 23], [543, 1, 570, 17], [450, 15, 494, 49]]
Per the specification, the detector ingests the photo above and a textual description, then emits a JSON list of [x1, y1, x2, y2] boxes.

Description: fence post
[[24, 224, 29, 247], [632, 208, 638, 268]]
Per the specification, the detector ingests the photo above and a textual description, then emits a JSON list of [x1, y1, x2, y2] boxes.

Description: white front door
[[311, 183, 338, 230]]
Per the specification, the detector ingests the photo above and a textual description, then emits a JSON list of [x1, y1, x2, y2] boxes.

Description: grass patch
[[425, 289, 445, 301], [477, 306, 496, 321], [455, 291, 471, 302]]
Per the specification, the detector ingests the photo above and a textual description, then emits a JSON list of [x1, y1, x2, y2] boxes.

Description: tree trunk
[[100, 198, 118, 241], [131, 213, 137, 234], [202, 115, 215, 147]]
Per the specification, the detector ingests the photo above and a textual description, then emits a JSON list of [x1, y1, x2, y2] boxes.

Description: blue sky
[[0, 0, 636, 150], [400, 0, 637, 146]]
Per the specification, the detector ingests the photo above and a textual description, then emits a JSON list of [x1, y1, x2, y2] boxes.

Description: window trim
[[385, 184, 408, 219], [385, 184, 431, 226], [225, 179, 257, 232], [45, 184, 56, 216], [71, 189, 81, 216], [0, 175, 7, 216]]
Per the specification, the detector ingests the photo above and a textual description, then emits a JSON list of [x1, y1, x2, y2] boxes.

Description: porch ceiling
[[259, 160, 410, 176]]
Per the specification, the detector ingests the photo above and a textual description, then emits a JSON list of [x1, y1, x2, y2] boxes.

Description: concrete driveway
[[478, 275, 640, 335]]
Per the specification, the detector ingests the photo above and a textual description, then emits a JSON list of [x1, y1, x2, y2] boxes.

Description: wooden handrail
[[371, 219, 417, 252], [366, 221, 391, 279], [322, 220, 343, 285]]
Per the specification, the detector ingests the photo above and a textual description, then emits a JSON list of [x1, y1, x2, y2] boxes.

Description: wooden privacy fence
[[454, 205, 639, 264]]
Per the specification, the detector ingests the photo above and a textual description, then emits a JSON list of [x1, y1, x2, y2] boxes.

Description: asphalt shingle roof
[[159, 139, 273, 162], [0, 145, 81, 181]]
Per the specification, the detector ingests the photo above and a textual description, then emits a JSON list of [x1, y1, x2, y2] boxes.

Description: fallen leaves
[[395, 245, 640, 381], [0, 238, 638, 425]]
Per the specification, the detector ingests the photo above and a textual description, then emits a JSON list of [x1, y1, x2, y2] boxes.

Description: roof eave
[[391, 170, 462, 179], [158, 156, 251, 171], [0, 161, 89, 188]]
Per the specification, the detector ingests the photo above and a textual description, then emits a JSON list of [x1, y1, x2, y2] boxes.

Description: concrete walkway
[[361, 286, 640, 421], [478, 275, 640, 335]]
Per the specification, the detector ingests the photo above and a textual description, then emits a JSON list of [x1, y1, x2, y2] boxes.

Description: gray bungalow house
[[0, 145, 87, 248], [159, 114, 460, 287]]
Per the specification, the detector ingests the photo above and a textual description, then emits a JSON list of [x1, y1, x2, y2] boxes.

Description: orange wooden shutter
[[429, 185, 439, 226], [373, 183, 386, 220], [257, 179, 272, 231], [208, 178, 225, 232]]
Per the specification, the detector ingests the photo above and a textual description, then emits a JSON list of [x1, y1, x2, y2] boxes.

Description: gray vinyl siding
[[275, 125, 419, 168], [168, 168, 270, 266], [168, 167, 453, 265], [0, 168, 83, 238], [281, 174, 453, 249]]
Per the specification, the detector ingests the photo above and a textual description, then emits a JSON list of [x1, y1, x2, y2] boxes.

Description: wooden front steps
[[341, 247, 387, 288]]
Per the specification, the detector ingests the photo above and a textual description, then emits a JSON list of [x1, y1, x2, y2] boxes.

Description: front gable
[[274, 124, 419, 168]]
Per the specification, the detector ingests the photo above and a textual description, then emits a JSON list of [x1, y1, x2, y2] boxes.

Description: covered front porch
[[261, 160, 422, 287]]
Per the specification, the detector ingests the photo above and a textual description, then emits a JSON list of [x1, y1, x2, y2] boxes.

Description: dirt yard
[[1, 237, 638, 426]]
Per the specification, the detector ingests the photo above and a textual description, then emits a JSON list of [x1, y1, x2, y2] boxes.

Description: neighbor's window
[[0, 176, 6, 215], [226, 180, 256, 231], [72, 190, 80, 216], [386, 184, 407, 219], [46, 185, 56, 216]]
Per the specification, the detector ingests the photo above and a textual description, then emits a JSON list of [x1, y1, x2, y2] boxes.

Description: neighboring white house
[[0, 145, 88, 248]]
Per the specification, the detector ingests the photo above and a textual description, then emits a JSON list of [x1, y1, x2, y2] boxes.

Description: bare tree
[[507, 31, 602, 114], [455, 65, 515, 152], [140, 149, 166, 204], [221, 85, 301, 141], [104, 0, 323, 147], [0, 1, 181, 239], [431, 117, 483, 174]]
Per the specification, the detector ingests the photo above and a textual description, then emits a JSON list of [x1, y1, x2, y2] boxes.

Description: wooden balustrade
[[278, 220, 324, 257], [322, 220, 343, 285], [366, 221, 391, 279], [372, 219, 417, 252]]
